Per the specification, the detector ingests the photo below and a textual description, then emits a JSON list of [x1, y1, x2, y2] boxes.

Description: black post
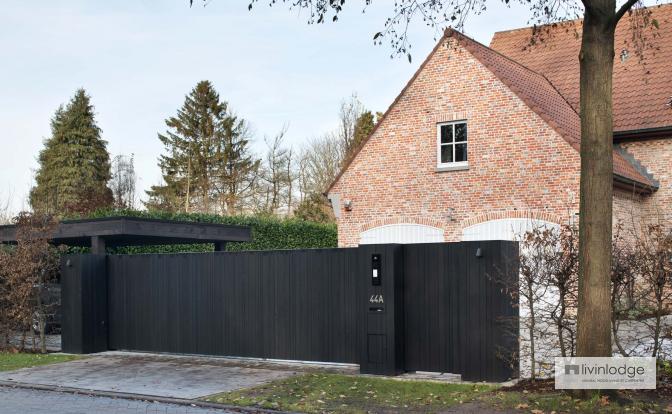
[[61, 254, 108, 354], [91, 236, 106, 254], [358, 244, 405, 375]]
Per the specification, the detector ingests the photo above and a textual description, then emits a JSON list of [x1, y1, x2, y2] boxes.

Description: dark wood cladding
[[61, 254, 108, 354], [107, 248, 361, 364], [0, 216, 251, 247], [62, 241, 519, 381], [403, 241, 519, 381]]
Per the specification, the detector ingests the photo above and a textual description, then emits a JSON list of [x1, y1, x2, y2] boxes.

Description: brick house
[[327, 6, 672, 247]]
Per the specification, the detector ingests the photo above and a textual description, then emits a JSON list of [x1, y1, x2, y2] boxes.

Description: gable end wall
[[330, 39, 583, 247]]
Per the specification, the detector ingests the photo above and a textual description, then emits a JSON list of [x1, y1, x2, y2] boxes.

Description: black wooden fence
[[62, 241, 519, 381], [107, 248, 360, 363]]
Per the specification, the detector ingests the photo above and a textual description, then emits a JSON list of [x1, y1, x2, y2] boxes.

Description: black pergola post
[[91, 236, 106, 254]]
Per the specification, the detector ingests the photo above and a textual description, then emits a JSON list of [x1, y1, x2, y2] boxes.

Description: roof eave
[[613, 126, 672, 142], [613, 174, 658, 194]]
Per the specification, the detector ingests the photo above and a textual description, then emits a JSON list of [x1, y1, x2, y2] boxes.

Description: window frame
[[436, 120, 468, 169]]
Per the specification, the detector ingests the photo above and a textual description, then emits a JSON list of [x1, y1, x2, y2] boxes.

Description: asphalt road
[[0, 386, 241, 414]]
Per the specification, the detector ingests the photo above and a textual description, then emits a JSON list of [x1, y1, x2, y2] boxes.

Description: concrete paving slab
[[0, 353, 297, 399]]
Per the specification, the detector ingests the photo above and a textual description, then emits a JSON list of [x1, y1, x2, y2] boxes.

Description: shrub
[[77, 209, 337, 253]]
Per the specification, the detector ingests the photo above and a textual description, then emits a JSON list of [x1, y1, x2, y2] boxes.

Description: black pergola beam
[[0, 216, 251, 251]]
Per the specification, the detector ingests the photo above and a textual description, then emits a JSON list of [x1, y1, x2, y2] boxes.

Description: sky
[[0, 0, 536, 213]]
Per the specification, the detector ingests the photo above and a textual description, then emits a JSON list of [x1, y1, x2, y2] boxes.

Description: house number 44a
[[369, 294, 384, 304]]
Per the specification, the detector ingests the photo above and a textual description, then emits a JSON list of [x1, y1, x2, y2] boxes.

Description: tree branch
[[613, 0, 640, 25]]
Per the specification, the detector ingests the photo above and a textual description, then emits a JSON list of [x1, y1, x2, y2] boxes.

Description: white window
[[437, 121, 468, 168]]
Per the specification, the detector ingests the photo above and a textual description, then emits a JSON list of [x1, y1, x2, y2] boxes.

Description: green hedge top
[[77, 209, 337, 254]]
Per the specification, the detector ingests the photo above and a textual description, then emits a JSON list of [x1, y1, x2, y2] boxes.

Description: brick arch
[[359, 217, 446, 234], [462, 210, 564, 229]]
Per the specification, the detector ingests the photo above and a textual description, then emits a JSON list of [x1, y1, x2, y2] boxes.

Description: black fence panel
[[403, 241, 519, 381], [64, 241, 519, 381], [107, 248, 360, 364], [61, 254, 108, 354]]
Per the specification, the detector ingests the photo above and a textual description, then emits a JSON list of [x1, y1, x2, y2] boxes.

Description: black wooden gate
[[62, 242, 519, 381], [403, 241, 519, 381], [107, 248, 360, 363]]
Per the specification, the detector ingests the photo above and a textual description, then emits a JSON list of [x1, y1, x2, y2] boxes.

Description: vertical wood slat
[[107, 248, 360, 364], [71, 241, 517, 381], [402, 241, 518, 382]]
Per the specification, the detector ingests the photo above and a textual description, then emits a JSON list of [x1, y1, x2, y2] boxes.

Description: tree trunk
[[558, 293, 567, 357], [576, 1, 617, 358], [527, 280, 537, 380], [185, 156, 192, 213]]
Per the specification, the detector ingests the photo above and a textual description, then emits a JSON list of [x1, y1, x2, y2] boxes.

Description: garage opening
[[359, 223, 444, 245], [462, 218, 559, 241]]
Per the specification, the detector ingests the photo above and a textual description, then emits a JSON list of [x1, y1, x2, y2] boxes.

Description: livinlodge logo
[[555, 357, 656, 389]]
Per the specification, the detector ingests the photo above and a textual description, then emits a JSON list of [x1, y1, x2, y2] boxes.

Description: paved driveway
[[0, 352, 297, 399], [0, 386, 240, 414]]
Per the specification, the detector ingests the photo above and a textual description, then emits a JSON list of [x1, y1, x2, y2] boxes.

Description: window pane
[[440, 125, 453, 143], [455, 123, 467, 142], [440, 145, 453, 163], [455, 143, 467, 162]]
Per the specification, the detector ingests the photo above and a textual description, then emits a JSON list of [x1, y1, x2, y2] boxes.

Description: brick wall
[[329, 39, 582, 247], [613, 187, 645, 242], [619, 138, 672, 225]]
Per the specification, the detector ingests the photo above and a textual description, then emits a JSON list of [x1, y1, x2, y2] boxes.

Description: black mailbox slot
[[369, 306, 384, 312], [372, 254, 381, 286]]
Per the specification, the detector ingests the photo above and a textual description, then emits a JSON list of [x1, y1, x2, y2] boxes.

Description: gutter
[[613, 126, 672, 143], [613, 174, 658, 195]]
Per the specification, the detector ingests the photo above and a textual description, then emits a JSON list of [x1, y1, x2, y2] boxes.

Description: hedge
[[75, 209, 337, 254]]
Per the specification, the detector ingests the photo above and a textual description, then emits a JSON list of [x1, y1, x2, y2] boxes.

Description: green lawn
[[203, 372, 496, 413], [0, 352, 83, 372], [482, 389, 668, 413]]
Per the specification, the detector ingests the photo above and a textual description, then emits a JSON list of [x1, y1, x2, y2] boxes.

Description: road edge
[[0, 380, 297, 414]]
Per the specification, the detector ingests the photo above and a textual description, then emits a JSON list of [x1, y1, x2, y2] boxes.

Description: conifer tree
[[146, 81, 259, 214], [349, 110, 376, 158], [29, 89, 112, 216]]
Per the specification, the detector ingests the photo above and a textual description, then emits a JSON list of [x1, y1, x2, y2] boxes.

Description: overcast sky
[[0, 0, 536, 213]]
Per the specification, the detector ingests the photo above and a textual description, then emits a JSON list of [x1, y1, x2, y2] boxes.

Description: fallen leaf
[[600, 395, 610, 406], [516, 403, 529, 409]]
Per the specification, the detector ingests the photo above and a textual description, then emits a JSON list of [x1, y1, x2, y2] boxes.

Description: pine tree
[[145, 81, 259, 214], [217, 108, 259, 215], [29, 89, 112, 216]]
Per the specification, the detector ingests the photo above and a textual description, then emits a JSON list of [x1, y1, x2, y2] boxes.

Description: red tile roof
[[490, 4, 672, 133], [448, 30, 657, 188]]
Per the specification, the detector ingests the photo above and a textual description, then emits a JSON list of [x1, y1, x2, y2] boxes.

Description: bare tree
[[0, 213, 60, 353], [110, 154, 137, 210], [299, 133, 343, 197], [610, 222, 638, 356], [0, 190, 14, 225], [516, 227, 559, 379], [633, 223, 672, 357], [255, 126, 294, 215], [336, 94, 365, 156], [544, 224, 580, 359]]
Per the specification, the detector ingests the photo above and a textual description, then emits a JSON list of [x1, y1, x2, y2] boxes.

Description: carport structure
[[0, 216, 252, 253]]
